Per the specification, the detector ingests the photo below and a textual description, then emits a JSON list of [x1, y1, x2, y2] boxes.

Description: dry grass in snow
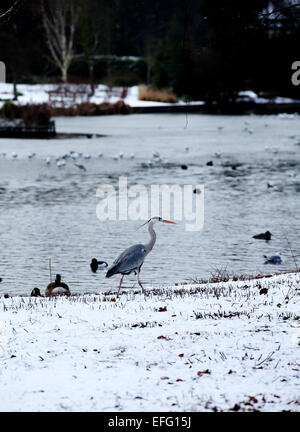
[[138, 85, 178, 103]]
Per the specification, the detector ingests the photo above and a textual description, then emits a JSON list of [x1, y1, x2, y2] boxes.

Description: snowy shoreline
[[0, 271, 299, 412], [1, 84, 300, 110]]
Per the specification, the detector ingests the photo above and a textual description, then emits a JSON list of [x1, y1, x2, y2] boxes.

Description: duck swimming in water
[[90, 258, 108, 273], [253, 231, 272, 241], [45, 274, 71, 297], [264, 253, 282, 264]]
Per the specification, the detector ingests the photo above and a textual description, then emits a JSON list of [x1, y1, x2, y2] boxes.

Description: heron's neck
[[145, 222, 156, 254]]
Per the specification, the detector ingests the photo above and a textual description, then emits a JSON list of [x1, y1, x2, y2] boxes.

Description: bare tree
[[41, 0, 80, 82], [0, 0, 28, 23], [77, 0, 102, 81]]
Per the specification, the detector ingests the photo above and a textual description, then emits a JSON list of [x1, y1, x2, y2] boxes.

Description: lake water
[[0, 113, 299, 296]]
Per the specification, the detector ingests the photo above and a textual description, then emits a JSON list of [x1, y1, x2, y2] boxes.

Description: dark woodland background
[[0, 0, 300, 101]]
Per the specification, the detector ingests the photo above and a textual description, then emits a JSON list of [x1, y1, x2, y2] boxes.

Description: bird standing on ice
[[106, 217, 176, 297]]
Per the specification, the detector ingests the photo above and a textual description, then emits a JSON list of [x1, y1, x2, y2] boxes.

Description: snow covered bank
[[0, 272, 299, 412], [3, 84, 299, 111], [236, 90, 300, 105], [0, 84, 204, 109]]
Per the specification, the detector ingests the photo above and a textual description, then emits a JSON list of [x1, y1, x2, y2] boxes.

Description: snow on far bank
[[0, 272, 299, 412], [236, 90, 300, 105], [0, 83, 205, 109], [1, 83, 299, 110]]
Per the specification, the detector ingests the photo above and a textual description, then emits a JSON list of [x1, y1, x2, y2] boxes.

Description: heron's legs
[[137, 270, 146, 295], [117, 274, 124, 298]]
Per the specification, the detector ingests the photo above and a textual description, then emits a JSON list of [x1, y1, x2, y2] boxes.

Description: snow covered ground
[[0, 272, 299, 412]]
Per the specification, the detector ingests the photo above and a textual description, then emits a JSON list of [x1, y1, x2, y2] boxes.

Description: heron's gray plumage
[[106, 244, 147, 277], [105, 217, 175, 297]]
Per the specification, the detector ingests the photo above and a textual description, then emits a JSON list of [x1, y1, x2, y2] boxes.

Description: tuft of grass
[[208, 267, 230, 283], [138, 85, 178, 103]]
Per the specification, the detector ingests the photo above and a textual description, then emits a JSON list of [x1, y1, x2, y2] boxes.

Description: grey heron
[[106, 217, 176, 297]]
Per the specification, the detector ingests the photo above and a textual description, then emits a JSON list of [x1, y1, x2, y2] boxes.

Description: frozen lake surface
[[0, 113, 299, 296]]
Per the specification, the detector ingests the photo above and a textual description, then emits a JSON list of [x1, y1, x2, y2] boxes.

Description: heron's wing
[[107, 244, 147, 276]]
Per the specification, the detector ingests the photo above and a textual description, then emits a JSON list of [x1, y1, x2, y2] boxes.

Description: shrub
[[0, 102, 51, 127], [138, 85, 178, 103], [50, 100, 132, 116], [0, 102, 21, 120], [20, 104, 52, 127], [0, 100, 132, 122]]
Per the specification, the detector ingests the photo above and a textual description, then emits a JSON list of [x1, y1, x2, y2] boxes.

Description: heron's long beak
[[137, 219, 151, 230], [162, 219, 176, 224]]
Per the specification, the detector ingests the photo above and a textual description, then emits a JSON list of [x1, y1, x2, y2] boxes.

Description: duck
[[45, 274, 71, 297], [264, 253, 282, 264], [253, 231, 272, 240], [31, 288, 42, 297], [90, 258, 108, 273], [193, 188, 202, 195]]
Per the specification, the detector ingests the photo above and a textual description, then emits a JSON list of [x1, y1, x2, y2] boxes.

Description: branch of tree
[[259, 2, 300, 18], [0, 0, 28, 23]]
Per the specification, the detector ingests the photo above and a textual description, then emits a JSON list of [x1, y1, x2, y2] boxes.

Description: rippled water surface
[[0, 113, 299, 295]]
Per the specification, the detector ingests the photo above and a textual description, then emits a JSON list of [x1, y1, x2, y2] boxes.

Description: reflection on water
[[0, 113, 299, 295]]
